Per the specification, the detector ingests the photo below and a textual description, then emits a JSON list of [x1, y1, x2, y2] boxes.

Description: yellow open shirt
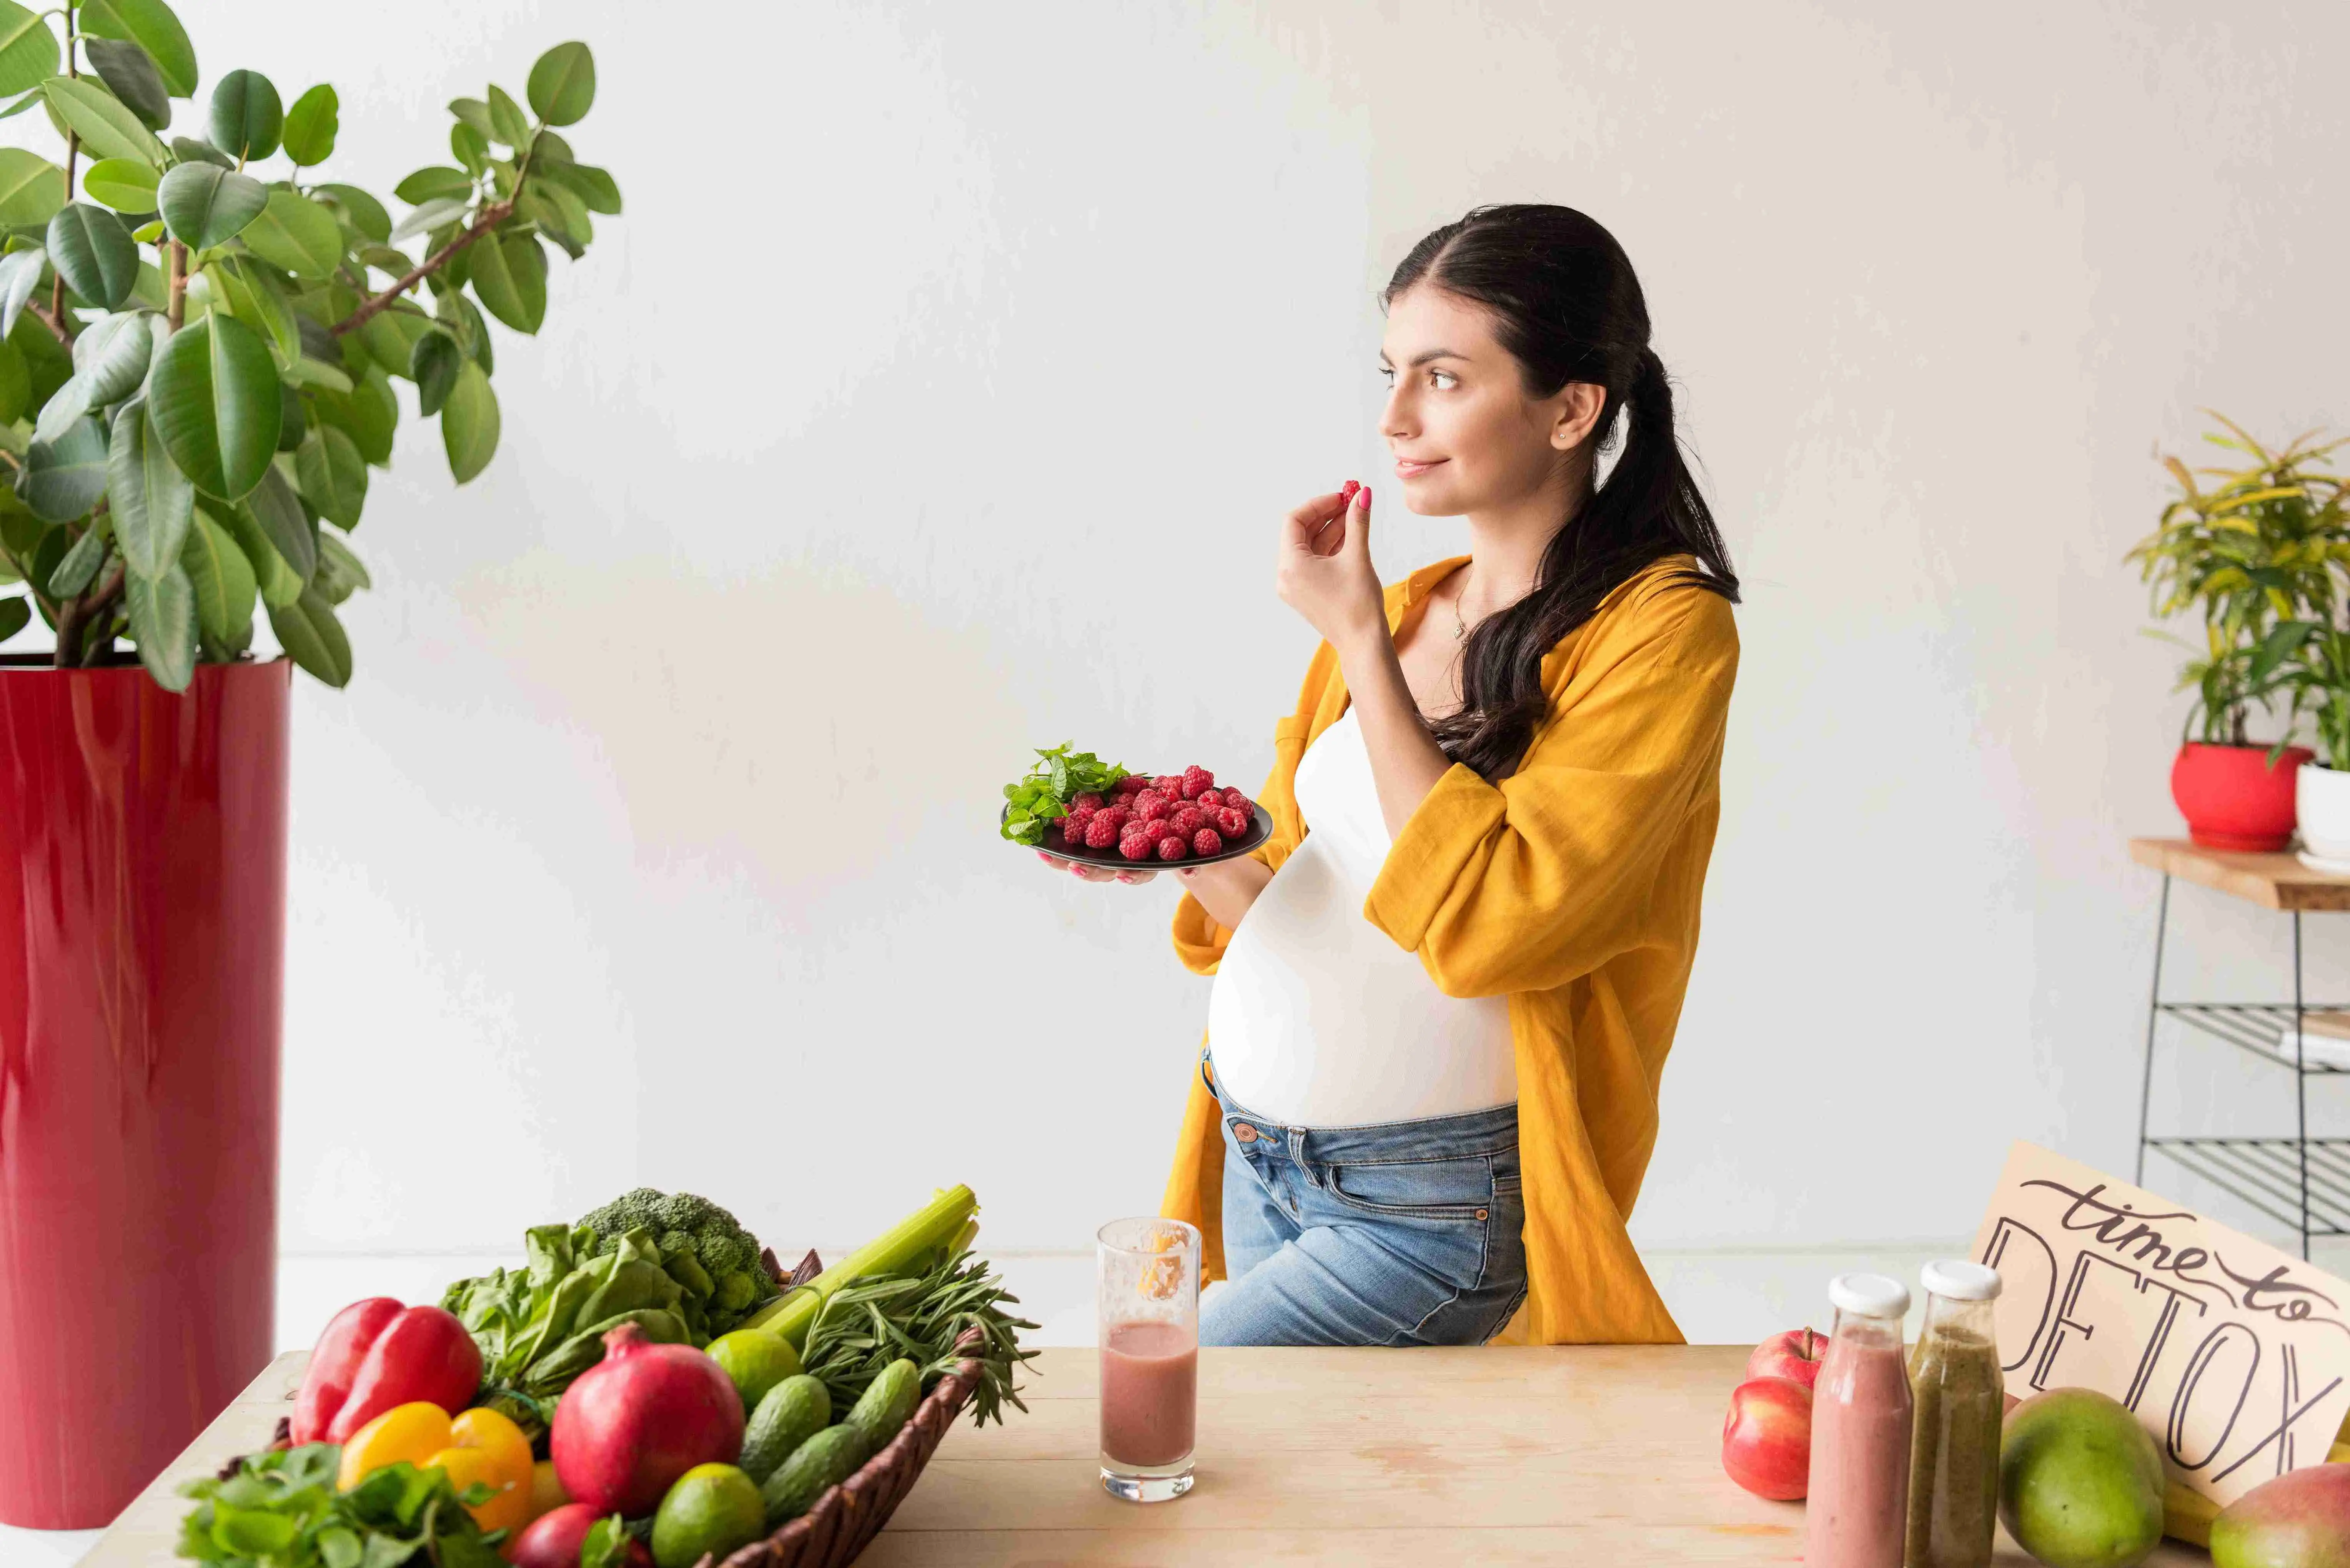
[[1160, 553, 1739, 1345]]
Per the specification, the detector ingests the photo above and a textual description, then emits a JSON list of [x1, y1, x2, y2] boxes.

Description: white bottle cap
[[1827, 1271, 1911, 1320], [1920, 1259, 2002, 1302]]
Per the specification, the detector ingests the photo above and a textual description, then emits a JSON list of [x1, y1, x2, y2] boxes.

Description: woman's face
[[1378, 284, 1606, 517]]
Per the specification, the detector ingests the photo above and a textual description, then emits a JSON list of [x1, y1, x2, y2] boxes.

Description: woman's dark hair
[[1384, 203, 1739, 780]]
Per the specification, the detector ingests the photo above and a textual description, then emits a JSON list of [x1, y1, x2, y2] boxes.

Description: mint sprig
[[1000, 742, 1131, 845]]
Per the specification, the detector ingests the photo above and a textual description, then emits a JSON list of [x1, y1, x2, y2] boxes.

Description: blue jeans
[[1198, 1054, 1529, 1347]]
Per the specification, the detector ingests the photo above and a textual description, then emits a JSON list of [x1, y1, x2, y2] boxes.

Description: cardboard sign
[[1969, 1142, 2350, 1507]]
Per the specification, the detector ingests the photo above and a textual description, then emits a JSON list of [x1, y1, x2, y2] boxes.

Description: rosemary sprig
[[797, 1247, 1040, 1427]]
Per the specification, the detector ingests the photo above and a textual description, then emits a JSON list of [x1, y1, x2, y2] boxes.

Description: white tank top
[[1206, 709, 1518, 1126]]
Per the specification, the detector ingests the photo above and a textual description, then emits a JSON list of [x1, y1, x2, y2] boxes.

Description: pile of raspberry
[[1057, 766, 1256, 863]]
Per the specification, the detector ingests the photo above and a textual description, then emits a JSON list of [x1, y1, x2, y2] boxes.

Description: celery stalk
[[746, 1184, 979, 1349]]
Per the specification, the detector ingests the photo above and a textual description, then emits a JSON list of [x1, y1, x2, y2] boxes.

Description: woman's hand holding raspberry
[[1277, 483, 1386, 655]]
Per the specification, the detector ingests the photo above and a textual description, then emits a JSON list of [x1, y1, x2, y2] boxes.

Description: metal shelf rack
[[2132, 838, 2350, 1259]]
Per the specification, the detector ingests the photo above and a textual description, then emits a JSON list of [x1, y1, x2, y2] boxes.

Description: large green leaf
[[42, 75, 165, 165], [0, 2, 57, 98], [108, 396, 191, 579], [294, 423, 363, 527], [485, 85, 528, 149], [237, 188, 338, 278], [46, 204, 137, 308], [281, 83, 335, 167], [315, 362, 395, 464], [244, 462, 313, 582], [313, 530, 367, 604], [80, 0, 196, 98], [208, 68, 279, 160], [125, 560, 194, 687], [85, 37, 168, 131], [448, 121, 487, 176], [0, 246, 43, 338], [393, 165, 470, 205], [410, 329, 459, 416], [32, 371, 91, 443], [356, 308, 432, 383], [440, 359, 498, 482], [156, 161, 264, 248], [45, 520, 103, 594], [147, 313, 278, 499], [267, 585, 348, 686], [466, 231, 543, 334], [389, 194, 467, 244], [0, 593, 27, 642], [223, 497, 299, 604], [315, 181, 386, 243], [169, 133, 228, 168], [526, 42, 594, 127], [22, 412, 108, 519], [0, 147, 61, 224], [180, 507, 251, 640], [82, 155, 157, 213], [70, 308, 155, 404]]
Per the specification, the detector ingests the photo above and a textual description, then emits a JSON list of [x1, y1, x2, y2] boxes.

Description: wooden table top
[[2130, 835, 2350, 911], [85, 1345, 2209, 1566]]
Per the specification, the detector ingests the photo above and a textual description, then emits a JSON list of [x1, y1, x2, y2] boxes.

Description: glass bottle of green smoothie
[[1904, 1260, 2004, 1568]]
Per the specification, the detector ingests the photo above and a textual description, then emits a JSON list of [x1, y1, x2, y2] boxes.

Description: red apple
[[1722, 1376, 1812, 1501], [1746, 1326, 1827, 1391]]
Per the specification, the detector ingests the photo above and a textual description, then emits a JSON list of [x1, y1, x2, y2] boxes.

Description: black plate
[[1007, 801, 1273, 870]]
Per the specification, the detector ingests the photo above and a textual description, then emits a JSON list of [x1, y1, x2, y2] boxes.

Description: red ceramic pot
[[2170, 740, 2312, 852], [0, 657, 291, 1527]]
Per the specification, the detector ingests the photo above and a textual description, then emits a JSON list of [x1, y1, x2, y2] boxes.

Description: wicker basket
[[710, 1324, 987, 1568]]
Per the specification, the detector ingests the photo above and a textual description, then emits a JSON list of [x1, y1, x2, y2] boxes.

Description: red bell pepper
[[290, 1298, 484, 1444]]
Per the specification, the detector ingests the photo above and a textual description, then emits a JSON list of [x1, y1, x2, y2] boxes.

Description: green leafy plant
[[999, 742, 1131, 845], [0, 4, 619, 689], [2125, 414, 2350, 745], [176, 1443, 506, 1568]]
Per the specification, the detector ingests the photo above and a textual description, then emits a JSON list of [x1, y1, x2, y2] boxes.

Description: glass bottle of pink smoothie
[[1806, 1272, 1915, 1568]]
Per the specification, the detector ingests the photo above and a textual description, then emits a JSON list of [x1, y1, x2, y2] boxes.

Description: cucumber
[[844, 1359, 922, 1451], [739, 1375, 832, 1484], [759, 1424, 871, 1525]]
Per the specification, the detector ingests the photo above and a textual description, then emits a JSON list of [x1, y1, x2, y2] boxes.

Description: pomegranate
[[550, 1324, 745, 1517], [508, 1504, 652, 1568]]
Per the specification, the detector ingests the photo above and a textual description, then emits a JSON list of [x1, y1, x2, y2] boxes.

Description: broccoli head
[[576, 1188, 779, 1338]]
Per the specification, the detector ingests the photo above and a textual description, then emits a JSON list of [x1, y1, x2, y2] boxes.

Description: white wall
[[23, 2, 2347, 1279]]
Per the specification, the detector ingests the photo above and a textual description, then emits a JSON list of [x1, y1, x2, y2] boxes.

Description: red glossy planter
[[0, 658, 291, 1528], [2170, 740, 2311, 852]]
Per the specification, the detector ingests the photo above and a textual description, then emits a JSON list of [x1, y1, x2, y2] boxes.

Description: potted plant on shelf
[[2126, 416, 2345, 851], [0, 2, 620, 1529]]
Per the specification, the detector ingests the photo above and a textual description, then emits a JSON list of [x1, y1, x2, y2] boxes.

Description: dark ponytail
[[1384, 205, 1739, 781]]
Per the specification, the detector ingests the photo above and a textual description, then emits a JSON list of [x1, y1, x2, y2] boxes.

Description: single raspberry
[[1196, 788, 1225, 810], [1134, 792, 1173, 823], [1181, 765, 1215, 797], [1215, 806, 1250, 838], [1058, 819, 1088, 850], [1094, 805, 1130, 834], [1154, 774, 1184, 796], [1115, 773, 1149, 796], [1193, 827, 1223, 856], [1072, 792, 1105, 813], [1119, 831, 1156, 862], [1221, 791, 1254, 819], [1084, 814, 1122, 849], [1170, 805, 1205, 838], [1156, 835, 1189, 861]]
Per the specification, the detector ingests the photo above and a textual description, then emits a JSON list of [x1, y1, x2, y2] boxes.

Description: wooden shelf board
[[2131, 836, 2350, 911]]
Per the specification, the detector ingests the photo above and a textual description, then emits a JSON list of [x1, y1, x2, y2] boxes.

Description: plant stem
[[50, 555, 120, 670], [166, 240, 186, 329], [27, 298, 72, 349], [331, 199, 511, 336]]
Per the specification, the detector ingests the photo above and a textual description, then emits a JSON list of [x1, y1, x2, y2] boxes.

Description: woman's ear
[[1549, 381, 1608, 451]]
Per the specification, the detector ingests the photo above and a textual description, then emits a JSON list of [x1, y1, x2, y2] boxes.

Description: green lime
[[651, 1463, 766, 1568], [705, 1330, 802, 1413]]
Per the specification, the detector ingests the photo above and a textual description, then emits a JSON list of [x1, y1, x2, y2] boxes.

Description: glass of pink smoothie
[[1097, 1216, 1200, 1503]]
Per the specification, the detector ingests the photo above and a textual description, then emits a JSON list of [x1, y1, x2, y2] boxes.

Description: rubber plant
[[0, 0, 619, 688], [2125, 413, 2349, 744]]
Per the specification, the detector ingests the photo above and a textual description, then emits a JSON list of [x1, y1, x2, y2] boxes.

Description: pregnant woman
[[1055, 204, 1739, 1345]]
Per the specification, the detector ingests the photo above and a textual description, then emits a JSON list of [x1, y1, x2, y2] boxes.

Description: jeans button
[[1232, 1122, 1258, 1143]]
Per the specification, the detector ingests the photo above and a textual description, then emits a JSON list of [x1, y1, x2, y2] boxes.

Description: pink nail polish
[[1359, 486, 1372, 511]]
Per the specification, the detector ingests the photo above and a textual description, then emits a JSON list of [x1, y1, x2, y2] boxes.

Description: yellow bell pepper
[[337, 1402, 535, 1534]]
